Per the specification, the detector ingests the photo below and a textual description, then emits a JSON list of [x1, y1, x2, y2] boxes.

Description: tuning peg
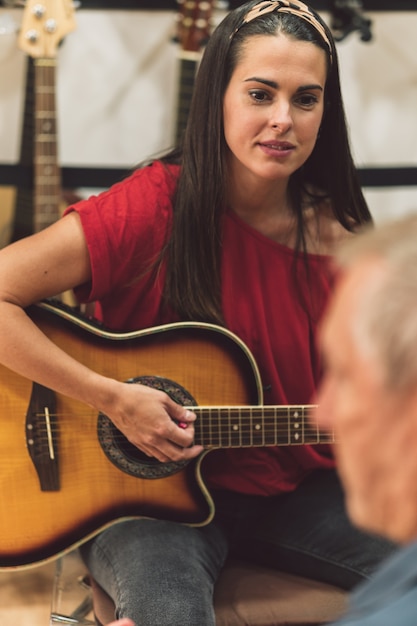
[[31, 3, 46, 19], [24, 27, 38, 42], [44, 18, 57, 33]]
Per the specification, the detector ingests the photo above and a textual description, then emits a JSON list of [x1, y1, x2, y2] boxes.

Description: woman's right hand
[[97, 378, 204, 464]]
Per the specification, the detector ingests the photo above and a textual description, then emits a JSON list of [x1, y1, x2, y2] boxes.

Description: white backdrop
[[0, 6, 416, 223]]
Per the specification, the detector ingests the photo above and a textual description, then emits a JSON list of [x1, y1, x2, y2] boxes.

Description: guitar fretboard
[[34, 58, 61, 233], [193, 406, 334, 448]]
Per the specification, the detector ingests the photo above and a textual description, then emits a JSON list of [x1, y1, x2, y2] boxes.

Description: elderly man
[[315, 213, 417, 625]]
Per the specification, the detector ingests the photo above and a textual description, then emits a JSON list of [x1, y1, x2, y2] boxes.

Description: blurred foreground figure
[[317, 212, 417, 626]]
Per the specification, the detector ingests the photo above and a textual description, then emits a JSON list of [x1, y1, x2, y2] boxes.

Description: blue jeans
[[80, 469, 396, 626]]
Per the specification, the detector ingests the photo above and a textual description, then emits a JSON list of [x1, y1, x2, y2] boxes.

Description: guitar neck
[[33, 58, 61, 233], [175, 55, 199, 146], [193, 405, 334, 449]]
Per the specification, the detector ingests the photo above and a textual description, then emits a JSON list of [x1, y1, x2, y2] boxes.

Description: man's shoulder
[[335, 543, 417, 626]]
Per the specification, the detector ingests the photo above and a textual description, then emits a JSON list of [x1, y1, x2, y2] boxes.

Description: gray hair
[[336, 213, 417, 391]]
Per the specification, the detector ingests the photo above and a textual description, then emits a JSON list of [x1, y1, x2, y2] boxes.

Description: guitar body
[[0, 301, 261, 570]]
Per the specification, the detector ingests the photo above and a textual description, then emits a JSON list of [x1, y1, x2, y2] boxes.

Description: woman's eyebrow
[[244, 77, 323, 92], [296, 83, 324, 92], [244, 76, 278, 88]]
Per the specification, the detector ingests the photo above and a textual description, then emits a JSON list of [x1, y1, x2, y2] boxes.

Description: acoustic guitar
[[0, 299, 333, 570]]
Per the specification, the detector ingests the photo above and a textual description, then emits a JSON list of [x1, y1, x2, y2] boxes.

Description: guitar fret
[[36, 134, 58, 142], [207, 406, 212, 446], [35, 86, 55, 94], [237, 407, 252, 446], [35, 196, 61, 205], [207, 407, 217, 447], [35, 111, 56, 118], [311, 409, 318, 443], [34, 176, 60, 184], [252, 407, 264, 446], [226, 407, 231, 447], [177, 50, 201, 62], [36, 155, 58, 163], [230, 409, 242, 447], [210, 407, 218, 447]]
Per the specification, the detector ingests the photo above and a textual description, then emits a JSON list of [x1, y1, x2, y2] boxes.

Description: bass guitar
[[0, 299, 333, 570], [11, 0, 76, 240]]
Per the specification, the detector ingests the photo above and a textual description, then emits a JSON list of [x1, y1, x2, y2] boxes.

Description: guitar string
[[30, 404, 331, 441], [31, 425, 330, 435], [31, 413, 326, 430], [31, 412, 327, 430], [30, 420, 335, 444], [30, 422, 330, 435]]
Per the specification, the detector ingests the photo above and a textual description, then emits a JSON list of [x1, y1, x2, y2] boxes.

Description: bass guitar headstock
[[18, 0, 76, 58]]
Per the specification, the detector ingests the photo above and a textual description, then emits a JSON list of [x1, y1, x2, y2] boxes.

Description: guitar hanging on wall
[[10, 0, 76, 240], [174, 0, 214, 145]]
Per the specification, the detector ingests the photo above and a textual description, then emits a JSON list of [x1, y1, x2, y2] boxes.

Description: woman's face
[[223, 33, 327, 186]]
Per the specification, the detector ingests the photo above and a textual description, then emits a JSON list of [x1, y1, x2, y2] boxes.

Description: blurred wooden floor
[[0, 562, 55, 625]]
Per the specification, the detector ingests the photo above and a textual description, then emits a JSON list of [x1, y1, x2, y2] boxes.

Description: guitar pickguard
[[97, 375, 197, 479]]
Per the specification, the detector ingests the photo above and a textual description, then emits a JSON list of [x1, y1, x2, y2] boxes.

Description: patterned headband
[[231, 0, 333, 63]]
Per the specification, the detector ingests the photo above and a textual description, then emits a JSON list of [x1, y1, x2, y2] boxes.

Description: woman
[[0, 1, 394, 624]]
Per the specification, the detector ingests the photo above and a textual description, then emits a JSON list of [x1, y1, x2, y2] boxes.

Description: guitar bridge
[[25, 382, 60, 491]]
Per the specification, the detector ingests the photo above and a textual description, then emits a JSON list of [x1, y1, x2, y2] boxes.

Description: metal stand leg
[[50, 553, 95, 626]]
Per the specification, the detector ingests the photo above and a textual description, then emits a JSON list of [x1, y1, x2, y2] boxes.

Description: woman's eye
[[295, 94, 319, 108], [249, 90, 269, 103]]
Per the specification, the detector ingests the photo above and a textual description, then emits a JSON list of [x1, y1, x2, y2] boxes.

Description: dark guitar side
[[0, 301, 261, 570]]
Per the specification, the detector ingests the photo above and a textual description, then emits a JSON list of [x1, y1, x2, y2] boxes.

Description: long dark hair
[[158, 0, 371, 324]]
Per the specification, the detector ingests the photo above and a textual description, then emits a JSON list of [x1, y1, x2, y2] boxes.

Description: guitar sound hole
[[97, 375, 197, 479]]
